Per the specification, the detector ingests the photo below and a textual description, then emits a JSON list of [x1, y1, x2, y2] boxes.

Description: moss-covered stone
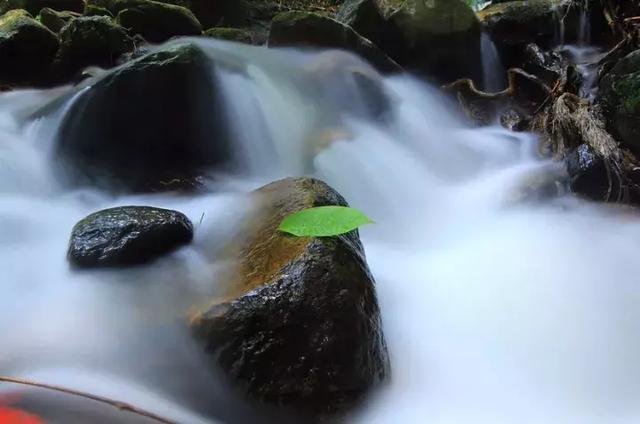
[[38, 7, 80, 32], [191, 177, 389, 415], [204, 27, 253, 44], [269, 11, 400, 74], [68, 206, 193, 268], [0, 0, 84, 15], [54, 42, 230, 192], [53, 16, 133, 82], [337, 0, 482, 83], [598, 49, 640, 154], [0, 8, 59, 85], [114, 0, 202, 42]]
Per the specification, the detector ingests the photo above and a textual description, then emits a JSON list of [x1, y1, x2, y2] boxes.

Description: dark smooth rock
[[54, 42, 231, 192], [54, 16, 133, 81], [190, 177, 389, 415], [0, 9, 59, 85], [113, 0, 202, 42], [68, 206, 193, 268], [269, 11, 400, 74]]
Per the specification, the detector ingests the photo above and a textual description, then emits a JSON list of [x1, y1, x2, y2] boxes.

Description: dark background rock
[[0, 9, 59, 86], [0, 0, 85, 15], [113, 0, 202, 42], [53, 16, 134, 82], [54, 42, 232, 192], [191, 177, 389, 415], [269, 11, 400, 74], [68, 206, 193, 268], [38, 7, 80, 33]]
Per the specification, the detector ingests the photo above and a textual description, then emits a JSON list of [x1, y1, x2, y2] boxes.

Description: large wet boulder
[[113, 0, 202, 42], [597, 49, 640, 155], [478, 0, 568, 67], [0, 0, 84, 15], [55, 42, 230, 192], [0, 9, 59, 86], [337, 0, 482, 83], [269, 11, 400, 74], [68, 206, 193, 268], [190, 177, 389, 415], [53, 16, 134, 81]]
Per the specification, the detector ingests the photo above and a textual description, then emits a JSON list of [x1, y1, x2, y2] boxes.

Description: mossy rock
[[190, 177, 389, 415], [0, 0, 84, 15], [269, 11, 400, 74], [54, 42, 231, 192], [204, 27, 253, 44], [53, 16, 134, 82], [337, 0, 482, 83], [0, 8, 59, 85], [598, 49, 640, 155], [68, 206, 193, 268], [38, 7, 80, 32], [114, 0, 202, 43]]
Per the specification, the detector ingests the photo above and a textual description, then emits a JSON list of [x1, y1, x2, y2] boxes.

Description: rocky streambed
[[2, 0, 640, 423]]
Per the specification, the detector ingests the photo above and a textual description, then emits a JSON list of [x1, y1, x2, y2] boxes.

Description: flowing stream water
[[2, 38, 640, 423]]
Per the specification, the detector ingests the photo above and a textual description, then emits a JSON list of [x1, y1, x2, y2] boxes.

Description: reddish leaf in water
[[0, 407, 44, 424]]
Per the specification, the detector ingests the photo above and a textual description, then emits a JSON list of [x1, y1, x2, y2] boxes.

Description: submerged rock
[[55, 42, 230, 192], [337, 0, 482, 83], [597, 49, 640, 155], [68, 206, 193, 268], [0, 9, 59, 85], [38, 7, 80, 33], [54, 16, 133, 81], [113, 0, 202, 42], [269, 11, 400, 74], [190, 177, 389, 415]]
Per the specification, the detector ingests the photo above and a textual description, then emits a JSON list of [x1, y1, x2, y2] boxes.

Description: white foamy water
[[1, 38, 640, 423]]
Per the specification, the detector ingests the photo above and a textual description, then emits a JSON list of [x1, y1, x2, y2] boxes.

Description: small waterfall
[[480, 32, 506, 92], [553, 4, 566, 47], [578, 0, 591, 46]]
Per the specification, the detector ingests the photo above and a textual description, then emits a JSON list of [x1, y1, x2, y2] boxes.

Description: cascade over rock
[[54, 41, 231, 192], [190, 177, 389, 415]]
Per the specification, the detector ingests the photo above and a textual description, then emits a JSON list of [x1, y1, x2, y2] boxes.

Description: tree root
[[0, 376, 176, 424]]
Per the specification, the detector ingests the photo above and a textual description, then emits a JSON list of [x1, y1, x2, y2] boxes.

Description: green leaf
[[278, 206, 373, 237]]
